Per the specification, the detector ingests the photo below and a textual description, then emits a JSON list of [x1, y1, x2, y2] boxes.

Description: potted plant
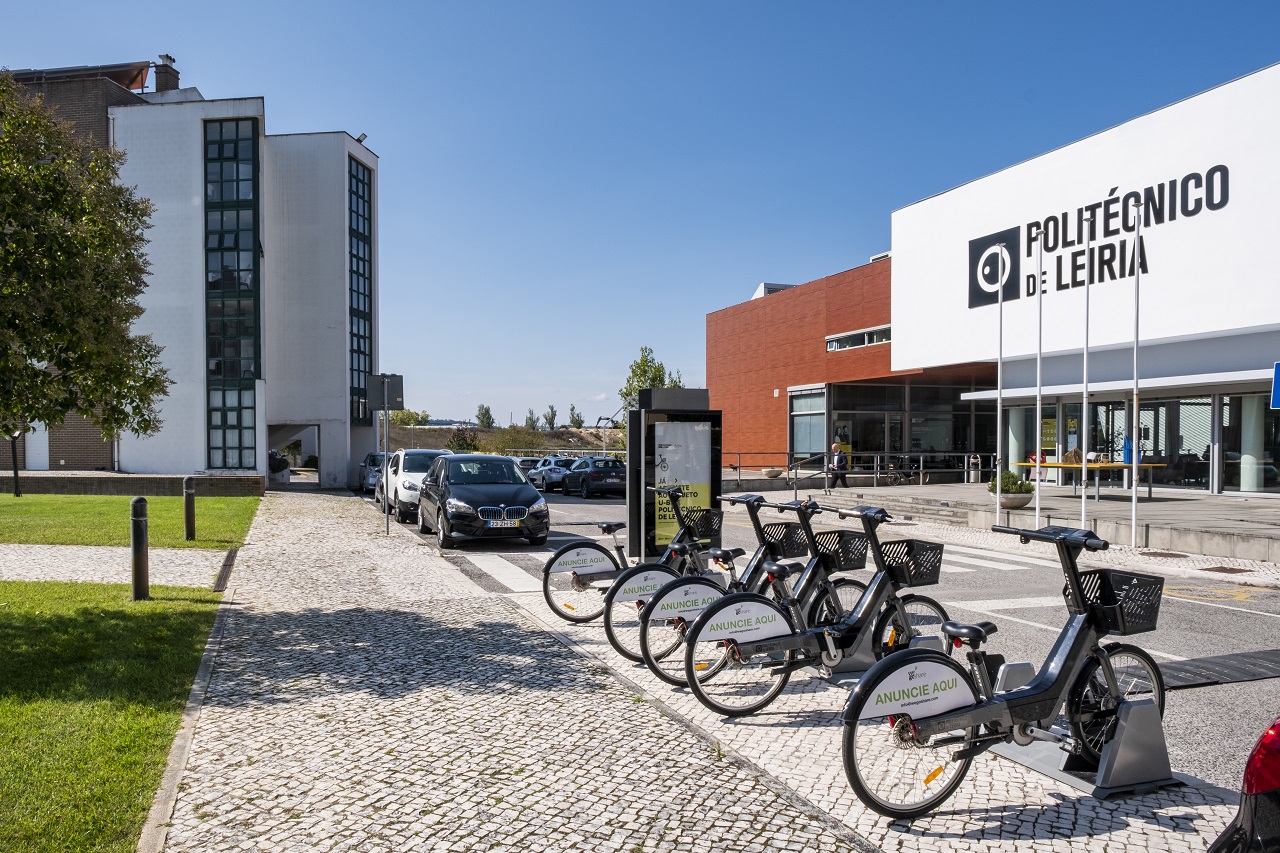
[[989, 470, 1034, 508]]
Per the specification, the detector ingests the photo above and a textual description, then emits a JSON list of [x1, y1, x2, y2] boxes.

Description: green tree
[[524, 408, 538, 429], [390, 409, 429, 427], [568, 404, 585, 429], [618, 346, 684, 410], [543, 404, 557, 431], [446, 426, 479, 452], [1, 75, 171, 493], [475, 403, 495, 429]]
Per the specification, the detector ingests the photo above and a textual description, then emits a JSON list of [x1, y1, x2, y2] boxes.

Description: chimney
[[155, 54, 180, 92]]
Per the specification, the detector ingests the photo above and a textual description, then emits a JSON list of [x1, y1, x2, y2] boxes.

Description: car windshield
[[402, 454, 438, 473], [365, 453, 385, 466], [595, 459, 624, 470], [450, 460, 526, 485]]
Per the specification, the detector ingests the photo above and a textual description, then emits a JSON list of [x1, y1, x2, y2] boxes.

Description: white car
[[385, 448, 453, 523], [528, 456, 576, 493]]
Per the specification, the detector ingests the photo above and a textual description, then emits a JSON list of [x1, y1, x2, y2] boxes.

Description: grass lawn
[[0, 495, 258, 549], [0, 581, 222, 853]]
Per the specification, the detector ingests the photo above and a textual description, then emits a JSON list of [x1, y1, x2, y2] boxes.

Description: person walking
[[829, 443, 848, 488]]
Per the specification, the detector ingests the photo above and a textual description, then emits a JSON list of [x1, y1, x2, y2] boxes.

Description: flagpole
[[1131, 209, 1143, 545], [996, 244, 1005, 513], [1081, 214, 1092, 529], [1035, 235, 1043, 527]]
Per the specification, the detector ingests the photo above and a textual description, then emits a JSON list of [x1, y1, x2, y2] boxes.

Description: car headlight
[[402, 479, 420, 492], [529, 498, 549, 514], [446, 497, 473, 514]]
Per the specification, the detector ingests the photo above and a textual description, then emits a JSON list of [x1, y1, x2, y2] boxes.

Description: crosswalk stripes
[[459, 553, 542, 593]]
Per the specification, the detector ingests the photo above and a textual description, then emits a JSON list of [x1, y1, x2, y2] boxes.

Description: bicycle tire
[[603, 563, 683, 661], [842, 651, 978, 820], [639, 575, 727, 687], [541, 540, 620, 623], [807, 578, 868, 627], [1066, 642, 1166, 765], [871, 594, 950, 660], [683, 593, 795, 717]]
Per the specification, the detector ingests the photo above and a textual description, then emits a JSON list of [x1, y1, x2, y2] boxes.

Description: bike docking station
[[989, 695, 1182, 799]]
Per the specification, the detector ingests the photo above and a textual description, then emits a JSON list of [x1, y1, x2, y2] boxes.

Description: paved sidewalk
[[152, 493, 872, 852]]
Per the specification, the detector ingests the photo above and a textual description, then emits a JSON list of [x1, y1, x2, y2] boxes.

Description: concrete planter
[[761, 468, 784, 479], [995, 492, 1033, 509]]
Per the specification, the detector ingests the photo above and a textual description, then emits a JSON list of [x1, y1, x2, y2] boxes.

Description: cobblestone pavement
[[0, 544, 225, 587], [161, 493, 872, 852]]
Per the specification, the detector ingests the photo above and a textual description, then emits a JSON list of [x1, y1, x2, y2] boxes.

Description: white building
[[891, 62, 1280, 494], [13, 58, 378, 489]]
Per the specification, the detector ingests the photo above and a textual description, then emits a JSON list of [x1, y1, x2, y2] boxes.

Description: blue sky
[[5, 2, 1280, 423]]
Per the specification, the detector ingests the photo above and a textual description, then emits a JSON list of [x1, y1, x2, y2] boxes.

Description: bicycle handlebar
[[837, 506, 892, 524], [992, 524, 1108, 552], [718, 493, 764, 506], [647, 485, 685, 498]]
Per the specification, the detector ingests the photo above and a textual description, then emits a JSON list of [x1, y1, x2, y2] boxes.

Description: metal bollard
[[183, 476, 196, 541], [131, 496, 149, 601]]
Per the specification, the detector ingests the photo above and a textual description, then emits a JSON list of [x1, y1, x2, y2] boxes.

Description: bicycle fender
[[686, 592, 795, 644], [640, 575, 727, 622], [544, 541, 618, 578], [841, 648, 977, 724], [606, 563, 681, 604]]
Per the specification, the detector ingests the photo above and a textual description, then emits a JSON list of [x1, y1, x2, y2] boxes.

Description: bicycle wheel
[[842, 652, 978, 820], [683, 594, 795, 717], [807, 578, 868, 627], [604, 563, 682, 662], [639, 576, 727, 687], [1066, 642, 1166, 765], [541, 541, 619, 623], [871, 594, 950, 660]]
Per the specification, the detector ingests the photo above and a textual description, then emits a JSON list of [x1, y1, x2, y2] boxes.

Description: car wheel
[[393, 490, 408, 523], [437, 510, 455, 549], [581, 478, 591, 499], [417, 502, 430, 534]]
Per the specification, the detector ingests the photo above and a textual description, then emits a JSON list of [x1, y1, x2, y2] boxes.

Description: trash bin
[[967, 454, 982, 484]]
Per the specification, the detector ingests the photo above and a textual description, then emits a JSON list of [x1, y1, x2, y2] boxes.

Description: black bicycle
[[841, 523, 1166, 820], [682, 501, 947, 717], [637, 494, 867, 687]]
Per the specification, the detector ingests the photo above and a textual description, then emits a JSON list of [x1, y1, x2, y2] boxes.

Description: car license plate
[[488, 519, 520, 528], [605, 478, 621, 483]]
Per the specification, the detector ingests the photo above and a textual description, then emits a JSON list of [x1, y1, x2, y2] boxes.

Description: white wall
[[892, 63, 1280, 375], [111, 97, 266, 474]]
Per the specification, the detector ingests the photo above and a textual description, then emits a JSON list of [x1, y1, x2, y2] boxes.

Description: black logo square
[[968, 227, 1020, 309]]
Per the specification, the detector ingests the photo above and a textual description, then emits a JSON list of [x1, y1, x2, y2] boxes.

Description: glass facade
[[205, 118, 259, 469], [349, 157, 374, 425]]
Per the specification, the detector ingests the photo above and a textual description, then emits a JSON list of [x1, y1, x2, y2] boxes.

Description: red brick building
[[706, 257, 996, 476]]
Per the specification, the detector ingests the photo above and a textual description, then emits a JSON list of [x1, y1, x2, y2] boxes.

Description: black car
[[416, 454, 550, 548], [562, 456, 626, 498], [1208, 715, 1280, 853]]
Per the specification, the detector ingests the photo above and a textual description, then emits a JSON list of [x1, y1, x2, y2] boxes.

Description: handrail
[[788, 453, 827, 500], [723, 451, 999, 489]]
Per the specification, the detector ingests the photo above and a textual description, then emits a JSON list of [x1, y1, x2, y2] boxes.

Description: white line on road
[[948, 596, 1067, 611], [466, 554, 542, 593], [1163, 594, 1280, 620], [946, 542, 1062, 568], [944, 553, 1032, 571]]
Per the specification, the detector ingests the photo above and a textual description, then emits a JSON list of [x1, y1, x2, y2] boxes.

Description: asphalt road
[[388, 488, 1280, 792]]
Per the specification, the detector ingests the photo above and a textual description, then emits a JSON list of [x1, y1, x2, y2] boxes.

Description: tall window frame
[[349, 156, 374, 425]]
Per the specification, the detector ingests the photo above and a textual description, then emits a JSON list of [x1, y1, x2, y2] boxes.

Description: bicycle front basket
[[762, 522, 808, 559], [879, 539, 944, 587], [682, 507, 724, 539], [1077, 569, 1163, 635], [813, 529, 869, 571]]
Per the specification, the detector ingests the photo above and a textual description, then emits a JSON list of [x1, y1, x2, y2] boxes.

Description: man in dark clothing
[[829, 443, 848, 488]]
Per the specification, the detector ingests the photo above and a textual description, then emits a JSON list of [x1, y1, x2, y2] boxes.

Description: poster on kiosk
[[626, 389, 722, 560]]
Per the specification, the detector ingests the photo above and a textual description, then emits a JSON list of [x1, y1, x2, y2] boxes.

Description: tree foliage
[[618, 346, 684, 411], [0, 74, 170, 440], [475, 403, 495, 430], [446, 426, 479, 452], [568, 404, 584, 429], [543, 404, 557, 431], [390, 409, 429, 427], [524, 408, 538, 430]]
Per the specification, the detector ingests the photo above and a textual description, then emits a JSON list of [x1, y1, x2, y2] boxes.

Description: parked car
[[359, 451, 386, 494], [527, 456, 576, 493], [511, 456, 541, 476], [1208, 715, 1280, 853], [417, 454, 550, 548], [385, 448, 453, 523], [562, 456, 627, 499]]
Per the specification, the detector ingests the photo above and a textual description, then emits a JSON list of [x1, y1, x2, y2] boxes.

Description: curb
[[135, 584, 236, 853]]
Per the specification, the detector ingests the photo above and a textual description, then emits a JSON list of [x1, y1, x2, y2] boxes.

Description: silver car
[[359, 451, 386, 494], [528, 456, 576, 493]]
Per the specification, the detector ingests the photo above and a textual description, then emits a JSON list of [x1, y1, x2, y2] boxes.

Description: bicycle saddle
[[667, 542, 693, 557], [596, 522, 626, 534], [761, 560, 805, 579], [941, 620, 999, 644], [706, 547, 746, 563]]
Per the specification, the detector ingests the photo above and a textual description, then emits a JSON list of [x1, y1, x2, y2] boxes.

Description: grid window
[[206, 119, 260, 468], [826, 326, 891, 352], [349, 156, 374, 425]]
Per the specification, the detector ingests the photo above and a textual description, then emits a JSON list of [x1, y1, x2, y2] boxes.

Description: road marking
[[944, 553, 1031, 572], [1162, 593, 1280, 620], [941, 566, 976, 574], [466, 554, 542, 593], [948, 596, 1066, 611], [1165, 585, 1259, 603], [946, 543, 1061, 568]]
